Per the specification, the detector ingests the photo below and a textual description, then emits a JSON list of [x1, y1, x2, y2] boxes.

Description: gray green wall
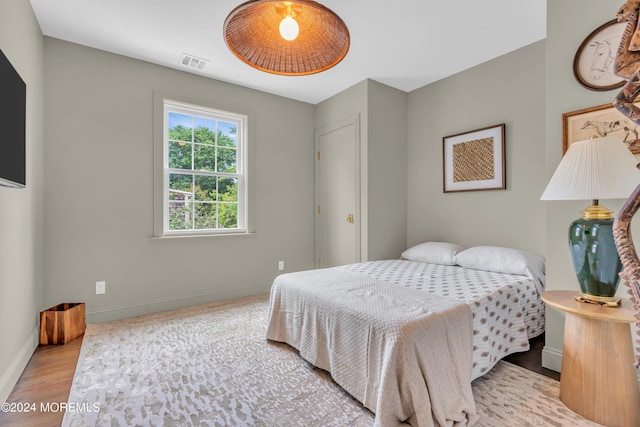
[[406, 41, 546, 255], [43, 38, 316, 323], [367, 81, 407, 261], [0, 0, 45, 402]]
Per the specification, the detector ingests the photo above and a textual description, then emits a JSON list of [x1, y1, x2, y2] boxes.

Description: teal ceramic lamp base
[[568, 203, 622, 304]]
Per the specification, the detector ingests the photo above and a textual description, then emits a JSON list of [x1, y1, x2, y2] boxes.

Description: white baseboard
[[541, 345, 563, 373], [86, 284, 272, 323], [0, 326, 39, 403]]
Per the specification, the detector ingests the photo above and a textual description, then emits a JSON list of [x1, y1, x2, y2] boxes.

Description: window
[[161, 100, 247, 235]]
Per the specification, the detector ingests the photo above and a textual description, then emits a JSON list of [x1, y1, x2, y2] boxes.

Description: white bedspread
[[266, 267, 480, 427]]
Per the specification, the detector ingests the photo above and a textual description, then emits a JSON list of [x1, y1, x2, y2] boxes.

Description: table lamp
[[541, 135, 640, 305]]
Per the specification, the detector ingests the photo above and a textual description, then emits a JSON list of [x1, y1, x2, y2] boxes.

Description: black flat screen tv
[[0, 49, 26, 188]]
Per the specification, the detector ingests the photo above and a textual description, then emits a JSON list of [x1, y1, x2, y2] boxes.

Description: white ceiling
[[28, 0, 546, 105]]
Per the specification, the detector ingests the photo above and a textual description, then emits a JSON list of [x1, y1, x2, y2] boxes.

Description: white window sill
[[150, 231, 256, 240]]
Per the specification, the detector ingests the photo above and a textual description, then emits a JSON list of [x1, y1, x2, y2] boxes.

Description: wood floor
[[0, 337, 83, 427], [0, 333, 558, 426], [504, 333, 560, 381]]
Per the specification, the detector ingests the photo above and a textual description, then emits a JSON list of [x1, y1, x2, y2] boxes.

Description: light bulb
[[279, 16, 299, 41]]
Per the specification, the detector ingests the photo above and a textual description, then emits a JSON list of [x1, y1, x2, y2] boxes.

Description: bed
[[265, 243, 545, 427]]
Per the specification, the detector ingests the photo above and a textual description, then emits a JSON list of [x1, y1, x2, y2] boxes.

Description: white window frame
[[153, 92, 250, 237]]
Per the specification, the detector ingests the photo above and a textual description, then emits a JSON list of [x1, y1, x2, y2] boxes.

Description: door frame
[[314, 114, 361, 268]]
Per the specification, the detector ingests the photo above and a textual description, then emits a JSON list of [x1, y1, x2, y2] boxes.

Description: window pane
[[194, 117, 216, 145], [218, 177, 237, 202], [169, 174, 193, 196], [195, 175, 217, 201], [194, 144, 216, 171], [168, 112, 193, 143], [168, 201, 192, 230], [218, 203, 238, 228], [218, 122, 237, 147], [194, 202, 217, 229], [217, 147, 237, 173], [168, 141, 193, 170]]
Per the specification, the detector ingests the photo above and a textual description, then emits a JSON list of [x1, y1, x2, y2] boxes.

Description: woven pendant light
[[224, 0, 350, 76]]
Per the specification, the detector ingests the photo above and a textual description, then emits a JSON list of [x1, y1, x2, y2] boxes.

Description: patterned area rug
[[63, 294, 601, 426]]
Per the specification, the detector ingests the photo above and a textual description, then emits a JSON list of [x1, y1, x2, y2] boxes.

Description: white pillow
[[454, 246, 545, 288], [401, 242, 465, 265]]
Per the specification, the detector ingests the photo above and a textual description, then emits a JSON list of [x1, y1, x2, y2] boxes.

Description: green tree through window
[[164, 102, 245, 234]]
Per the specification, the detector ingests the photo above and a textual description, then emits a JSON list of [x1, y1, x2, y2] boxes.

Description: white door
[[315, 115, 360, 268]]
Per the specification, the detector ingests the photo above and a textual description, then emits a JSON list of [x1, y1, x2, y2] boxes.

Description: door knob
[[347, 214, 354, 223]]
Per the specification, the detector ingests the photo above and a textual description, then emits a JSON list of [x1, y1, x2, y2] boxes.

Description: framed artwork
[[573, 19, 627, 91], [562, 103, 640, 154], [443, 124, 506, 193]]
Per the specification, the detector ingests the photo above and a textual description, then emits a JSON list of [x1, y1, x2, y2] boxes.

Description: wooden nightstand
[[542, 290, 640, 427]]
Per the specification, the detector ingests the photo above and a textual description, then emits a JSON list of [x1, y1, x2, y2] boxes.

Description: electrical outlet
[[96, 281, 106, 295], [278, 261, 284, 271]]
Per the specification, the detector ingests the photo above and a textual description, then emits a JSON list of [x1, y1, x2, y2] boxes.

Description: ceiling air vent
[[179, 53, 209, 70]]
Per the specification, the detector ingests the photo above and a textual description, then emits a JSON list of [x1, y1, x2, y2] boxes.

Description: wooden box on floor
[[39, 302, 86, 345]]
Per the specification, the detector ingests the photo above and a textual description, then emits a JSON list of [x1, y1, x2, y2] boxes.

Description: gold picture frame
[[442, 124, 506, 193], [562, 103, 640, 155]]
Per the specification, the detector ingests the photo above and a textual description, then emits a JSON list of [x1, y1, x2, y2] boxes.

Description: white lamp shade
[[540, 135, 640, 201]]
